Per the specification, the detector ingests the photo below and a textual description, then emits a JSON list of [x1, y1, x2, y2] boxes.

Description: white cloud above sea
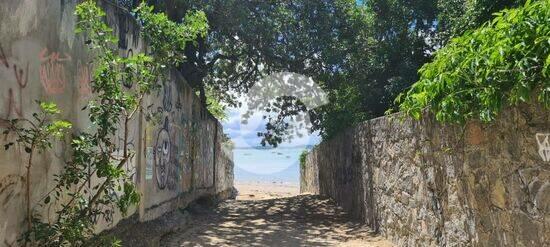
[[222, 102, 320, 149], [221, 71, 326, 177]]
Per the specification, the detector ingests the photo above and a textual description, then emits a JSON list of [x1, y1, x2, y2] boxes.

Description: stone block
[[301, 105, 549, 246]]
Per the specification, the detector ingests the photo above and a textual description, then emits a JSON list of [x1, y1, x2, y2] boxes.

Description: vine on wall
[[2, 1, 208, 246]]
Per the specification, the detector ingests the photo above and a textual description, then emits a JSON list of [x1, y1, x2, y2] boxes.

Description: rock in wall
[[215, 125, 235, 198], [301, 103, 549, 246], [300, 151, 319, 195]]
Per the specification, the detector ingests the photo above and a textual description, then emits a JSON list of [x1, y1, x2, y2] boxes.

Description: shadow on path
[[161, 195, 392, 247]]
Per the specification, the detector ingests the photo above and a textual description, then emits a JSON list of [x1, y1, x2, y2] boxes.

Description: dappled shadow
[[161, 195, 390, 247]]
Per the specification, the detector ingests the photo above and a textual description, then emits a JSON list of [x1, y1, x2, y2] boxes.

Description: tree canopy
[[137, 0, 530, 145], [437, 0, 523, 43], [398, 0, 550, 123]]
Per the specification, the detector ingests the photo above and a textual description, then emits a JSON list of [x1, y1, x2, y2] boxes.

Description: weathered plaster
[[0, 0, 234, 244]]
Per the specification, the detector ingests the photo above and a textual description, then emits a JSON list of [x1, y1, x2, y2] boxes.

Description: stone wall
[[300, 152, 319, 195], [301, 104, 549, 246], [0, 0, 233, 245]]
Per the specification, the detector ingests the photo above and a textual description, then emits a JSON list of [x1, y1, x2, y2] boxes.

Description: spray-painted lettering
[[163, 82, 173, 112], [0, 44, 29, 123], [0, 44, 8, 68], [39, 48, 71, 95], [13, 63, 28, 88]]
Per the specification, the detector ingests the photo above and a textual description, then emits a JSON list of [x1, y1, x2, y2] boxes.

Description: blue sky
[[222, 100, 320, 182], [221, 72, 325, 181], [222, 106, 320, 149]]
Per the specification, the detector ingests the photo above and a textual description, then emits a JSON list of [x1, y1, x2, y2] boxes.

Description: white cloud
[[221, 71, 325, 149]]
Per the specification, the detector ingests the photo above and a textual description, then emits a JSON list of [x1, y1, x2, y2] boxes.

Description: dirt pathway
[[160, 195, 392, 247]]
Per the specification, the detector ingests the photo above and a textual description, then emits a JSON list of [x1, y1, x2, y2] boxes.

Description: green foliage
[[299, 150, 309, 169], [145, 0, 533, 144], [86, 236, 122, 247], [135, 3, 208, 67], [8, 1, 209, 246], [313, 0, 439, 139], [150, 0, 445, 142], [398, 0, 550, 123], [317, 83, 369, 140], [3, 102, 72, 245], [204, 86, 227, 121], [147, 0, 383, 142], [4, 102, 72, 153], [437, 0, 524, 44]]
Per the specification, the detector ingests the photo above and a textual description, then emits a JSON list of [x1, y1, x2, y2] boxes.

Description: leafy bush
[[6, 1, 208, 246], [398, 0, 550, 123], [299, 150, 309, 169], [3, 102, 72, 241]]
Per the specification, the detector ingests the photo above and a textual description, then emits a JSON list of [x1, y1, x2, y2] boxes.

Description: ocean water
[[233, 147, 309, 183]]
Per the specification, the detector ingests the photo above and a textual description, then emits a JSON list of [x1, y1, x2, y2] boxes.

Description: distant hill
[[235, 161, 300, 183]]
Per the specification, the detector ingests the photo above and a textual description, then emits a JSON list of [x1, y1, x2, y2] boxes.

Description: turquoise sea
[[233, 147, 311, 183]]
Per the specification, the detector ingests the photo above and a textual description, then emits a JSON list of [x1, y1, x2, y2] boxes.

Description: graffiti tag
[[146, 147, 154, 180], [0, 43, 29, 122], [154, 117, 172, 190], [162, 82, 173, 112], [39, 48, 71, 95], [0, 44, 8, 68]]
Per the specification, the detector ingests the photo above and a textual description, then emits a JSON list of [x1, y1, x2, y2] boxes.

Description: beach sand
[[235, 181, 300, 200], [160, 181, 393, 246]]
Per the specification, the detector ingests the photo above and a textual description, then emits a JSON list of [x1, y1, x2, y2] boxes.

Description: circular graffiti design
[[154, 117, 171, 189]]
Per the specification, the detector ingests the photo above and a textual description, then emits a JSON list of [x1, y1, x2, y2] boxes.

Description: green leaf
[[4, 143, 13, 150], [40, 102, 61, 115], [398, 0, 549, 124]]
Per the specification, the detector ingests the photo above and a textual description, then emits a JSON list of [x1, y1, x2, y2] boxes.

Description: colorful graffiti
[[151, 83, 194, 191], [0, 1, 231, 241]]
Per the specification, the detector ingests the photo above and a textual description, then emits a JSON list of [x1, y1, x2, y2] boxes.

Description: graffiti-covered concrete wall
[[0, 0, 234, 245], [139, 70, 234, 222], [301, 104, 549, 246]]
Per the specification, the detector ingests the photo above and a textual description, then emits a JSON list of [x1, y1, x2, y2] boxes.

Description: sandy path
[[160, 193, 392, 247], [235, 182, 300, 200]]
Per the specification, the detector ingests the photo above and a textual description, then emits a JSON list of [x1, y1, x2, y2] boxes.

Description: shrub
[[398, 0, 550, 123], [299, 150, 309, 169]]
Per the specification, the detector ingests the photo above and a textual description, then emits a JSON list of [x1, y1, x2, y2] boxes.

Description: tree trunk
[[199, 86, 207, 107]]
